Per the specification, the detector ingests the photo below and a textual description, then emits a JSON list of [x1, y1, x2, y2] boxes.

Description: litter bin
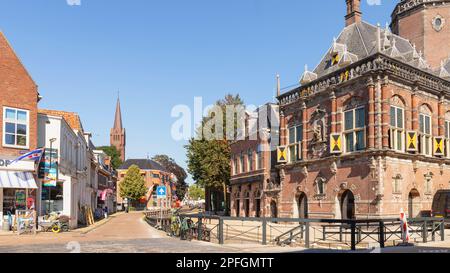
[[2, 219, 10, 232]]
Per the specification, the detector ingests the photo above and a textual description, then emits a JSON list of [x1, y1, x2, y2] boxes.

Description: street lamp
[[47, 138, 57, 215]]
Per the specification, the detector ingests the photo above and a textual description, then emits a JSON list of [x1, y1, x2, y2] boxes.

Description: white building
[[37, 110, 89, 229]]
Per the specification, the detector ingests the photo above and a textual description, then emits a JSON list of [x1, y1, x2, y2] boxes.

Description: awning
[[0, 171, 38, 189]]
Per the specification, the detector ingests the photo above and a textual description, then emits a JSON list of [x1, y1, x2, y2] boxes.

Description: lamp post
[[47, 138, 57, 215]]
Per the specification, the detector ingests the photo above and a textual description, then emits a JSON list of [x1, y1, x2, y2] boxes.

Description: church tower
[[391, 0, 450, 69], [110, 97, 126, 162]]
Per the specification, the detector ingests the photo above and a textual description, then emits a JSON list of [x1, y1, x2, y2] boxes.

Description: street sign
[[157, 186, 167, 199]]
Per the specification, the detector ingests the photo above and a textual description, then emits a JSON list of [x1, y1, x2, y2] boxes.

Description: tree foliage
[[152, 154, 188, 201], [119, 165, 147, 201], [185, 94, 244, 213], [188, 184, 205, 200], [96, 145, 123, 169]]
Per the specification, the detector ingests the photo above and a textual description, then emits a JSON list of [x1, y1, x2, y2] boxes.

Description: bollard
[[218, 218, 224, 245], [350, 221, 356, 251], [305, 222, 310, 248], [262, 218, 267, 245], [379, 221, 385, 248], [323, 226, 326, 241], [441, 220, 445, 242], [423, 221, 428, 243], [197, 217, 203, 241]]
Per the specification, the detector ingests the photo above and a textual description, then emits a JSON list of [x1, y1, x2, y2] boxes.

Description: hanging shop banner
[[330, 134, 342, 154], [38, 148, 59, 187], [277, 146, 287, 163], [407, 131, 418, 152], [434, 137, 445, 156]]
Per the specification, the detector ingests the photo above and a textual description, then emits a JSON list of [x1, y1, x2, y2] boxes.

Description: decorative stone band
[[279, 53, 450, 106], [392, 0, 450, 19]]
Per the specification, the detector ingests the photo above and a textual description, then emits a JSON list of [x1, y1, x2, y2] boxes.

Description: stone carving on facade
[[369, 157, 377, 180], [301, 166, 308, 178], [310, 108, 328, 158], [313, 176, 327, 200], [330, 161, 338, 175], [424, 172, 434, 195]]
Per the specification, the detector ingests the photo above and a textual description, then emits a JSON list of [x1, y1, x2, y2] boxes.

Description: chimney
[[345, 0, 362, 27]]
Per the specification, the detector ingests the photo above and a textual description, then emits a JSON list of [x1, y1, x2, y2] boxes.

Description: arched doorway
[[297, 192, 308, 219], [244, 193, 250, 218], [341, 190, 355, 220], [270, 200, 278, 219], [408, 189, 421, 218]]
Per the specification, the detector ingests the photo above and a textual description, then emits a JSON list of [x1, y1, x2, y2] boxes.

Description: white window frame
[[419, 113, 432, 157], [288, 125, 303, 163], [343, 106, 366, 154], [390, 105, 405, 152], [3, 107, 30, 149], [247, 149, 253, 172], [445, 120, 450, 159]]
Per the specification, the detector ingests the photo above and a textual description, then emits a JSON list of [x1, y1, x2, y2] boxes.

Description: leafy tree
[[119, 165, 147, 203], [186, 94, 244, 214], [96, 146, 123, 169], [188, 184, 205, 200], [152, 155, 188, 201]]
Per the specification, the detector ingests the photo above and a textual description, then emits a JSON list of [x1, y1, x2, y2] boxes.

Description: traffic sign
[[157, 186, 167, 199]]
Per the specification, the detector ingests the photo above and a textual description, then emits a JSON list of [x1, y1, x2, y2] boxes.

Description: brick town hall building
[[231, 0, 450, 219]]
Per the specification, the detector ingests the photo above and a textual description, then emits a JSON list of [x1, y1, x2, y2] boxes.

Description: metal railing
[[176, 214, 446, 250]]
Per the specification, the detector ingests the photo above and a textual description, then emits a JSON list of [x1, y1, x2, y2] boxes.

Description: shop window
[[3, 107, 29, 149], [419, 113, 432, 156], [389, 106, 405, 152], [343, 107, 366, 153]]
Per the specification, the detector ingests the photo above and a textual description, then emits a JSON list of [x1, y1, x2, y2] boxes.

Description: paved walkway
[[0, 212, 306, 253]]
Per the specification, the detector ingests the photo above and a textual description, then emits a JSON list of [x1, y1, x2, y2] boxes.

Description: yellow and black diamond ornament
[[434, 137, 444, 156], [331, 53, 340, 66], [330, 133, 342, 154], [406, 131, 418, 152], [277, 146, 288, 163]]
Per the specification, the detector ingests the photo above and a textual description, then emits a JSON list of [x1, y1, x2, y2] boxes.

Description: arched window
[[419, 105, 432, 156], [390, 95, 406, 152], [445, 112, 450, 158], [343, 98, 366, 153]]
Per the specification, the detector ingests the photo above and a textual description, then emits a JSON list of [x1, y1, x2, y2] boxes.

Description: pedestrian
[[103, 206, 108, 219]]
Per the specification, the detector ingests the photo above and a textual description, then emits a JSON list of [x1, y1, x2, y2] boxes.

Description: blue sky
[[0, 0, 397, 183]]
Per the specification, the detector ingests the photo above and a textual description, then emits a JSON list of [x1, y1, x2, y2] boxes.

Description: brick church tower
[[110, 97, 126, 161], [391, 0, 450, 69]]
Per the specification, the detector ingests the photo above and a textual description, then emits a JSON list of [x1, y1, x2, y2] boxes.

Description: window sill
[[2, 144, 29, 150]]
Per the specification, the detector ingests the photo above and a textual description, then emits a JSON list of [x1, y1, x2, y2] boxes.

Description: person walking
[[103, 206, 108, 219]]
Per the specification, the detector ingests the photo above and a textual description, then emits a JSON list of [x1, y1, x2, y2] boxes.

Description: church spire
[[113, 96, 123, 130]]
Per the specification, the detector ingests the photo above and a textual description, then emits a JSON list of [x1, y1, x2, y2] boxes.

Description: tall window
[[3, 107, 29, 148], [233, 156, 238, 175], [247, 149, 253, 172], [288, 125, 303, 163], [419, 111, 432, 156], [446, 118, 450, 158], [344, 107, 366, 153], [390, 105, 405, 152], [256, 148, 263, 170], [240, 152, 245, 173]]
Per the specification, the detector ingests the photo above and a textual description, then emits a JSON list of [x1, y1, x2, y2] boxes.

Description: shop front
[[0, 158, 38, 229]]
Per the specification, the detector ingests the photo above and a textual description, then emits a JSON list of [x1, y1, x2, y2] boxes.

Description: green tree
[[152, 155, 188, 201], [119, 165, 147, 204], [188, 184, 205, 200], [97, 146, 123, 169], [185, 94, 244, 214]]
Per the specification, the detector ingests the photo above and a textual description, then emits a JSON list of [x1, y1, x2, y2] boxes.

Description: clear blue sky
[[0, 0, 397, 183]]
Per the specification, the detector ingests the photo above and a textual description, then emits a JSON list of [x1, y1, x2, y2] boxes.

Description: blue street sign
[[156, 186, 167, 199]]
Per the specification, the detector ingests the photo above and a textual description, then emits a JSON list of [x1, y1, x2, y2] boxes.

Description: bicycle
[[180, 217, 195, 241]]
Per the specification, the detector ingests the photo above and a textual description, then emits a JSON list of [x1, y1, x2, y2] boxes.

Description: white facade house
[[37, 112, 89, 229]]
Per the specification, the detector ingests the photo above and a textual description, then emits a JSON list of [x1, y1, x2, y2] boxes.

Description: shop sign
[[0, 157, 35, 171]]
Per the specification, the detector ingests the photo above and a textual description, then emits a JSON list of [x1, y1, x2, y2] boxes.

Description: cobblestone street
[[0, 212, 307, 253]]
